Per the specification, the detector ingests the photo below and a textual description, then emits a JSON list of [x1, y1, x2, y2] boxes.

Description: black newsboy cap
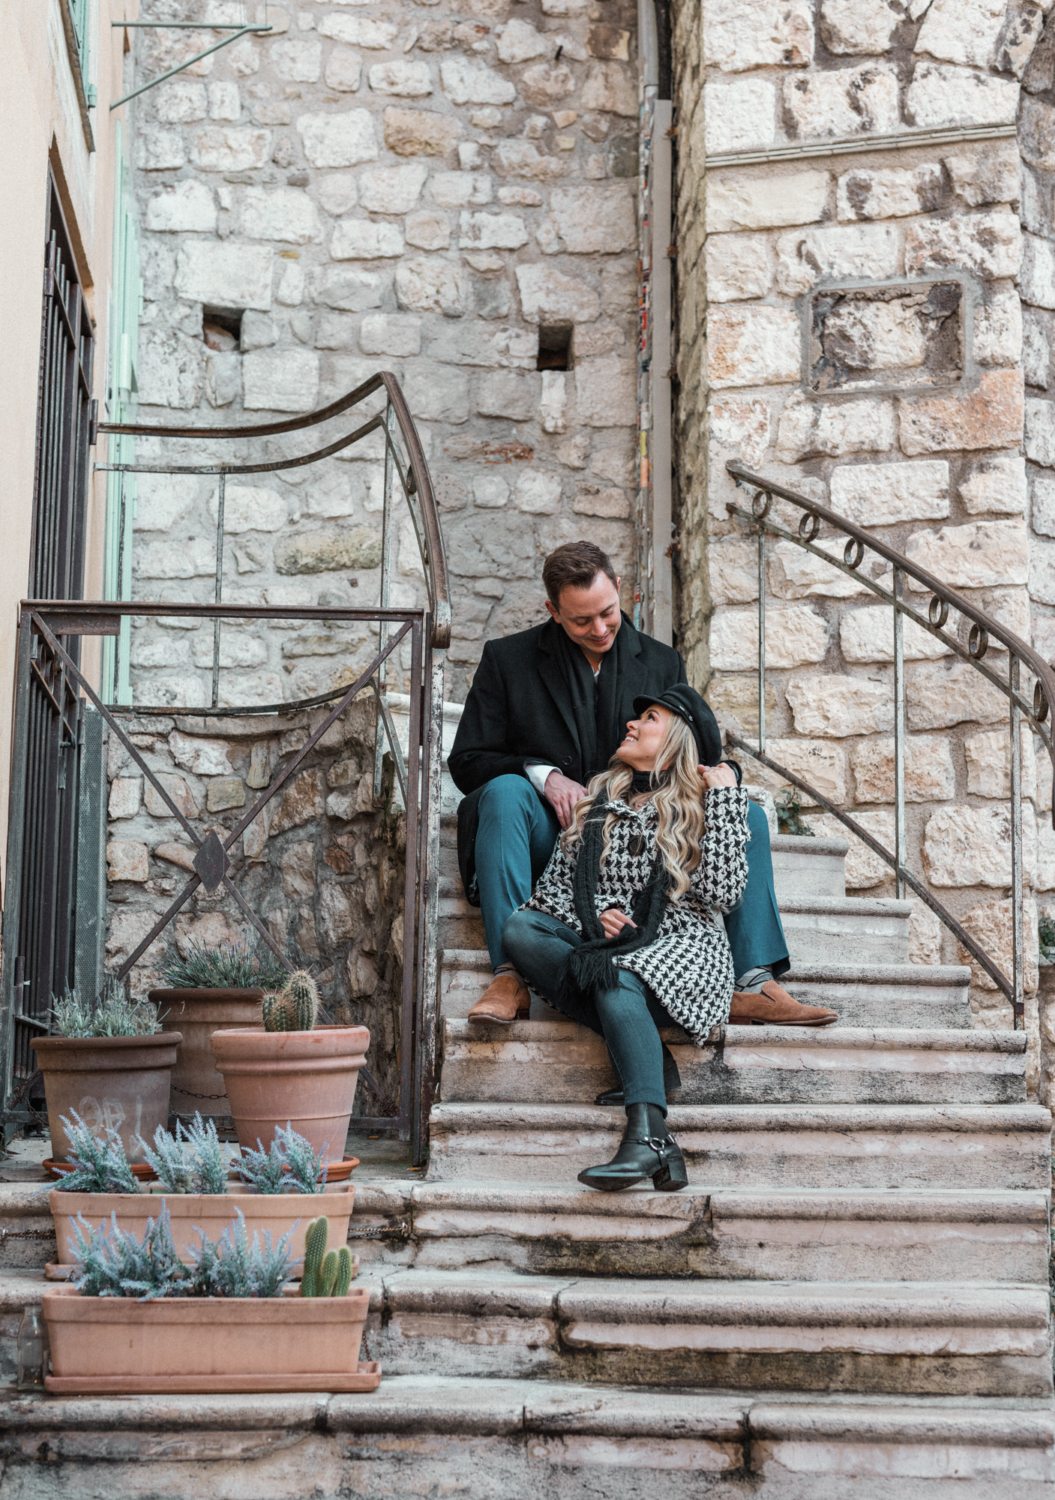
[[632, 684, 723, 766]]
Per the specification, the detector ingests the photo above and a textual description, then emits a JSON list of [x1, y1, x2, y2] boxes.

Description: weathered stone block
[[580, 63, 637, 117], [274, 528, 382, 574], [243, 349, 320, 412], [145, 181, 217, 233], [706, 234, 771, 302], [144, 773, 199, 820], [271, 769, 325, 834], [383, 107, 462, 157], [703, 79, 777, 155], [764, 738, 847, 804], [707, 306, 800, 388], [785, 674, 894, 737], [904, 520, 1029, 590], [492, 141, 567, 181], [709, 538, 757, 606], [706, 171, 828, 234], [168, 733, 234, 777], [359, 314, 422, 357], [943, 142, 1020, 207], [906, 660, 1006, 729], [1020, 96, 1055, 171], [239, 187, 321, 244], [136, 125, 187, 171], [189, 127, 271, 172], [1025, 397, 1055, 467], [851, 736, 956, 804], [820, 0, 901, 55], [477, 370, 540, 421], [370, 61, 433, 96], [573, 484, 628, 518], [153, 79, 208, 123], [915, 0, 1006, 68], [207, 485, 287, 533], [840, 607, 951, 664], [973, 287, 1022, 368], [925, 805, 1024, 887], [206, 777, 246, 813], [519, 62, 576, 106], [496, 18, 551, 63], [135, 537, 215, 578], [906, 62, 1018, 129], [461, 211, 528, 250], [359, 163, 429, 214], [444, 512, 537, 578], [703, 0, 813, 72], [829, 458, 949, 527], [274, 37, 321, 82], [775, 222, 900, 297], [541, 184, 635, 253], [899, 370, 1024, 455], [783, 64, 898, 140], [396, 258, 466, 315], [958, 896, 1039, 992], [441, 57, 516, 105], [1022, 234, 1055, 311], [430, 171, 492, 208], [836, 164, 942, 222], [707, 674, 778, 734], [297, 111, 378, 168], [574, 355, 636, 427], [473, 474, 509, 508], [516, 264, 600, 323], [904, 210, 1022, 279], [317, 15, 397, 48], [776, 394, 896, 463], [710, 605, 828, 671], [174, 242, 273, 312], [403, 361, 471, 421], [966, 728, 1038, 800], [331, 219, 405, 259], [107, 843, 149, 883], [514, 470, 562, 513], [325, 48, 362, 93], [108, 778, 142, 820], [807, 809, 895, 887]]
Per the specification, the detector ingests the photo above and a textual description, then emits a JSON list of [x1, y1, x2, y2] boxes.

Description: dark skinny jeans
[[502, 907, 668, 1112]]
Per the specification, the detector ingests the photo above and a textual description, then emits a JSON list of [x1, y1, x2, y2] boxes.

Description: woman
[[502, 683, 748, 1194]]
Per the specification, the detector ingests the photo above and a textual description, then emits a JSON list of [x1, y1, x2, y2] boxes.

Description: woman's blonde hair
[[562, 712, 705, 901]]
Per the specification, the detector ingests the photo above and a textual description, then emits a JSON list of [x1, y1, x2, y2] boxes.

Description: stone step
[[353, 1267, 1052, 1398], [426, 1102, 1052, 1191], [771, 833, 848, 900], [348, 1180, 1048, 1283], [439, 948, 972, 1027], [439, 1021, 1027, 1106], [778, 895, 911, 966], [6, 1382, 1050, 1498]]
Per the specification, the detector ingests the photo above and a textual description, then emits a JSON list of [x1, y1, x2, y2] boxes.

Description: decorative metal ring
[[843, 537, 864, 570], [928, 595, 949, 630], [968, 623, 988, 660], [751, 489, 772, 520], [1035, 680, 1049, 723], [798, 511, 820, 542]]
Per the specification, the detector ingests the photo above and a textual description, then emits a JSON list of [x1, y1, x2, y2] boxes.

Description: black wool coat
[[448, 614, 687, 903]]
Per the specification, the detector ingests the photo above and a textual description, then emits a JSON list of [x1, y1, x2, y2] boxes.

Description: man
[[449, 540, 835, 1029]]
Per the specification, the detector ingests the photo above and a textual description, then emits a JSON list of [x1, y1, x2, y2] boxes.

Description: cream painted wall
[[0, 0, 138, 865]]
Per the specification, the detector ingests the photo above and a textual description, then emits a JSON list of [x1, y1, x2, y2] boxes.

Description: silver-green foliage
[[236, 1123, 329, 1196], [261, 969, 320, 1032], [160, 936, 288, 991], [58, 1112, 139, 1194], [71, 1203, 295, 1299], [52, 978, 161, 1039], [135, 1114, 230, 1195]]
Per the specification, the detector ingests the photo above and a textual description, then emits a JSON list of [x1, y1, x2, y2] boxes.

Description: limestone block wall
[[672, 0, 1055, 1094], [104, 697, 407, 1113], [127, 0, 644, 708]]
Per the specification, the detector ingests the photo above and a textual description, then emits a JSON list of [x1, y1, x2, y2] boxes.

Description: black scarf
[[548, 617, 634, 782], [557, 799, 671, 1009]]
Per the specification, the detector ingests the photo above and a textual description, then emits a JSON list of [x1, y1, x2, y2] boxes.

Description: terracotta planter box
[[43, 1283, 380, 1394], [152, 988, 263, 1118], [49, 1185, 355, 1266], [31, 1033, 181, 1163], [210, 1026, 370, 1157]]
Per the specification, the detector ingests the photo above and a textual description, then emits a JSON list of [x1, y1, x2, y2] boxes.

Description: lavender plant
[[188, 1210, 296, 1299], [135, 1114, 230, 1195], [57, 1112, 139, 1194], [235, 1124, 329, 1196], [52, 979, 160, 1039], [160, 936, 288, 991]]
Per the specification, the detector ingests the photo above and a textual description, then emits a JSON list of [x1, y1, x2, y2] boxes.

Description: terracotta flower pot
[[43, 1283, 380, 1394], [31, 1033, 181, 1163], [152, 988, 263, 1117], [49, 1185, 355, 1267], [210, 1026, 370, 1157]]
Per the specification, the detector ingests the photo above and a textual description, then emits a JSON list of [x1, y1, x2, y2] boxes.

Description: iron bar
[[372, 680, 409, 809], [212, 472, 225, 709], [95, 410, 385, 478], [757, 527, 766, 754], [376, 401, 396, 804], [110, 25, 273, 111], [413, 654, 444, 1167], [893, 567, 906, 902], [1011, 654, 1024, 1028], [399, 620, 424, 1144]]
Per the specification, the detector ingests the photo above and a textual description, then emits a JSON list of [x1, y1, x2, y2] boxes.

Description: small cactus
[[301, 1216, 328, 1297], [319, 1249, 339, 1298], [333, 1244, 354, 1297], [262, 970, 320, 1033]]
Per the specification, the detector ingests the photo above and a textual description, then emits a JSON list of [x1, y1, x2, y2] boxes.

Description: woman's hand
[[699, 762, 738, 790], [600, 907, 637, 939]]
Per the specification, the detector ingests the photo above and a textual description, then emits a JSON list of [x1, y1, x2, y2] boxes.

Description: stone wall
[[104, 696, 407, 1114], [672, 0, 1055, 1094]]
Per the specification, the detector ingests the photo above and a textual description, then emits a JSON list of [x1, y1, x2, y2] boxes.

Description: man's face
[[545, 571, 623, 659]]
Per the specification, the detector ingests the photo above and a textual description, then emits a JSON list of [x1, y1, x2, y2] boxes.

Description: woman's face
[[618, 704, 675, 772]]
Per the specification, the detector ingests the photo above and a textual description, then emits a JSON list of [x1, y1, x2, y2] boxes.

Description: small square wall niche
[[807, 276, 970, 396]]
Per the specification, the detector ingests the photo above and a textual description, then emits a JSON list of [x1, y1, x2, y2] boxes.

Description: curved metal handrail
[[99, 372, 450, 649], [725, 459, 1054, 1027]]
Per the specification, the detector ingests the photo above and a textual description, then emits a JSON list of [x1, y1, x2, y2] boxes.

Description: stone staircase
[[0, 816, 1049, 1496]]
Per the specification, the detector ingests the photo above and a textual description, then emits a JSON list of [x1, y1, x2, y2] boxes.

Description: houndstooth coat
[[523, 785, 750, 1045]]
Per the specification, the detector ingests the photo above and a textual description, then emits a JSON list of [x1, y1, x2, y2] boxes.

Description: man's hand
[[600, 907, 637, 939], [544, 770, 588, 829], [700, 762, 738, 790]]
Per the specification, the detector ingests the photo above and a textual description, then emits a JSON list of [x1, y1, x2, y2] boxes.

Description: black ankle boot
[[577, 1103, 689, 1193], [594, 1046, 682, 1107]]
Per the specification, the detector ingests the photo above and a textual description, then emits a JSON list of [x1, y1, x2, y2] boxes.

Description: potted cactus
[[151, 938, 289, 1118], [42, 1203, 379, 1394], [31, 982, 180, 1165], [210, 970, 369, 1159], [48, 1113, 357, 1271]]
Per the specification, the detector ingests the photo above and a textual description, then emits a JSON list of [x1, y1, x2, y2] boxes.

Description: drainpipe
[[634, 0, 673, 644]]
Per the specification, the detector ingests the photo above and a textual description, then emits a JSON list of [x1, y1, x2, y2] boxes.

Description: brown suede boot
[[729, 979, 837, 1027], [467, 973, 531, 1024]]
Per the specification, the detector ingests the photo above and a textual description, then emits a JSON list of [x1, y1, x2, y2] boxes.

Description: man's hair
[[542, 541, 618, 608]]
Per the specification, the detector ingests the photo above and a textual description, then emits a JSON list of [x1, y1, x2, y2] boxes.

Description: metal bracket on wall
[[110, 20, 273, 111]]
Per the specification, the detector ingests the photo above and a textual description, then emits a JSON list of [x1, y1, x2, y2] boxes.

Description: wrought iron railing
[[1, 377, 448, 1164], [726, 460, 1055, 1029]]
